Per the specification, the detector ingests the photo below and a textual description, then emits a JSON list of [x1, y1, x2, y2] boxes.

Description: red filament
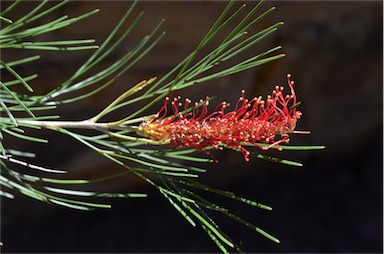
[[139, 74, 306, 161]]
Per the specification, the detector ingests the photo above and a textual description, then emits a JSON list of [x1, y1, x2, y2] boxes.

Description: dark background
[[1, 1, 383, 253]]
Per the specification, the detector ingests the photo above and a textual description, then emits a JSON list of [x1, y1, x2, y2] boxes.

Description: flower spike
[[138, 74, 309, 162]]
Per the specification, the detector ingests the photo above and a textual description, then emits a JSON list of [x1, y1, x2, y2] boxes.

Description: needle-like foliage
[[0, 1, 324, 252]]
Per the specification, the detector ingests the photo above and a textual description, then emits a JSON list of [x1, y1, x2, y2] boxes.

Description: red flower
[[139, 74, 308, 161]]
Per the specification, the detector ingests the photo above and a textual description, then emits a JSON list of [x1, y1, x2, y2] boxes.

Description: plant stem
[[4, 119, 138, 132]]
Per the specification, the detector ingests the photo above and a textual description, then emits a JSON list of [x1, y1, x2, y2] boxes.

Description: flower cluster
[[138, 74, 308, 161]]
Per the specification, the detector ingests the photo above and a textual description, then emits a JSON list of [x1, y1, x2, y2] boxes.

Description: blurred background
[[1, 1, 382, 253]]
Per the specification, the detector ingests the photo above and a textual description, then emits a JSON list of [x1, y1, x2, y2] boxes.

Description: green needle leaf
[[0, 0, 20, 16], [0, 16, 13, 24], [2, 128, 48, 143], [0, 61, 33, 92], [44, 187, 146, 198], [256, 154, 304, 167], [255, 143, 326, 151]]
